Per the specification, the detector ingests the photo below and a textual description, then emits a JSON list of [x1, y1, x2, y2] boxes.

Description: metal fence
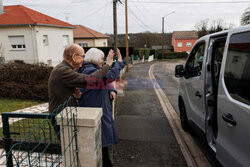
[[0, 97, 80, 167]]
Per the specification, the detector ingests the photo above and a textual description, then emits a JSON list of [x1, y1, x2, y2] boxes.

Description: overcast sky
[[3, 0, 250, 34]]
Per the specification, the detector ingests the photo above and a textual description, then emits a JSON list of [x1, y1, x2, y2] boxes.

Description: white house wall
[[74, 38, 108, 47], [94, 38, 108, 47], [35, 26, 73, 66], [74, 39, 95, 47], [0, 26, 36, 64]]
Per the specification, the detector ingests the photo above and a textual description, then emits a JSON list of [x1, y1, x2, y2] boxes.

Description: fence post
[[2, 114, 13, 167], [57, 107, 103, 167]]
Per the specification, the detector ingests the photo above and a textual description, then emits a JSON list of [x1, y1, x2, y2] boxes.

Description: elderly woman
[[78, 48, 124, 167]]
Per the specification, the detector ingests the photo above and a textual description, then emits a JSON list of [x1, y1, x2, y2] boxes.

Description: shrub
[[163, 52, 188, 59], [82, 47, 134, 58], [0, 61, 53, 101]]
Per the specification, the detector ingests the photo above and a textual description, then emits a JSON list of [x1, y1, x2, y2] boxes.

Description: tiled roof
[[73, 25, 109, 39], [173, 31, 198, 39], [0, 5, 74, 28]]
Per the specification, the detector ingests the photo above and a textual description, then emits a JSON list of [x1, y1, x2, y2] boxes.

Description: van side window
[[185, 42, 205, 78], [224, 31, 250, 105]]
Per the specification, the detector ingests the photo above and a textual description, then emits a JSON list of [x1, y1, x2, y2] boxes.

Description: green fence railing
[[0, 97, 80, 167]]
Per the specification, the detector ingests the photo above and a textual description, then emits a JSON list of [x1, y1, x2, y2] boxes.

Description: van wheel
[[179, 98, 189, 131]]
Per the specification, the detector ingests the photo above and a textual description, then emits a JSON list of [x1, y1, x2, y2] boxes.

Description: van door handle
[[222, 113, 237, 126], [195, 91, 202, 98]]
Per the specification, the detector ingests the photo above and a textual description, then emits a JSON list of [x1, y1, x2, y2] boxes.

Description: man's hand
[[106, 49, 115, 66], [73, 88, 82, 99], [117, 48, 123, 62], [110, 91, 116, 100]]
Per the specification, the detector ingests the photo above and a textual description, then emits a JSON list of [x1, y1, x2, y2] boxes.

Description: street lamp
[[162, 11, 175, 59]]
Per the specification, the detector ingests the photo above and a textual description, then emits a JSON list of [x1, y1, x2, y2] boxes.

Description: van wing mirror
[[175, 65, 184, 78]]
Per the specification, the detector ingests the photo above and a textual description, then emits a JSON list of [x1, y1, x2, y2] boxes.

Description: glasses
[[76, 54, 85, 58]]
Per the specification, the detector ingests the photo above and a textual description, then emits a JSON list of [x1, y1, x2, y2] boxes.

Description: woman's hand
[[110, 91, 116, 100], [117, 48, 123, 62], [106, 49, 115, 66], [73, 88, 82, 99]]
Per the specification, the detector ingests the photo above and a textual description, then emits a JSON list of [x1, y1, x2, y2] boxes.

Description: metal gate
[[0, 97, 80, 167]]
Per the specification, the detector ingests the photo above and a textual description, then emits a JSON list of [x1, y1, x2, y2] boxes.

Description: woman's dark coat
[[78, 61, 125, 147]]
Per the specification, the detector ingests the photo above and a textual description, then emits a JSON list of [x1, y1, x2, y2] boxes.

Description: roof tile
[[173, 31, 198, 39], [73, 25, 109, 39], [0, 5, 74, 28]]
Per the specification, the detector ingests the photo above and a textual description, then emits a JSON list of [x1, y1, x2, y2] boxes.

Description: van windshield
[[224, 31, 250, 105]]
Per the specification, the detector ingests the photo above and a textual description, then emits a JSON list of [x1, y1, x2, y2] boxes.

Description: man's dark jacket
[[48, 60, 110, 113]]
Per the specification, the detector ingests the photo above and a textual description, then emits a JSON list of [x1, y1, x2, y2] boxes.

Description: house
[[0, 5, 74, 66], [172, 31, 198, 53], [73, 25, 109, 47]]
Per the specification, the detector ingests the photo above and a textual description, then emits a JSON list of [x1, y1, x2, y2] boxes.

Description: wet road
[[153, 61, 218, 167], [113, 62, 187, 167]]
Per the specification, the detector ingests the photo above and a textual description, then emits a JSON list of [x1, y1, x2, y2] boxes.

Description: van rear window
[[224, 31, 250, 105]]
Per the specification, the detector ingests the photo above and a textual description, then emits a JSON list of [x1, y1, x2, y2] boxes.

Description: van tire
[[179, 98, 189, 131]]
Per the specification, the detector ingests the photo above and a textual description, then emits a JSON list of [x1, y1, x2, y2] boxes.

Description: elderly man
[[48, 43, 114, 113]]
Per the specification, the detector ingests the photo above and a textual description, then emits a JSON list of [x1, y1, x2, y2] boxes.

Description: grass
[[0, 98, 41, 114], [0, 118, 59, 143]]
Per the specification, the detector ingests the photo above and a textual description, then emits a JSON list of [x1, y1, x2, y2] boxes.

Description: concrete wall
[[0, 26, 37, 64], [35, 26, 73, 66], [74, 38, 108, 47]]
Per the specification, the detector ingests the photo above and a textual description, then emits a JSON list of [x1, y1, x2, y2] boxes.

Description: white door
[[183, 41, 206, 131], [216, 29, 250, 166]]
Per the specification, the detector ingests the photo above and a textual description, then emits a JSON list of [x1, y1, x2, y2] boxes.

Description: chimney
[[0, 0, 4, 14]]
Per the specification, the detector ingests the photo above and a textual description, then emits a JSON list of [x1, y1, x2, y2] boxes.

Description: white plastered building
[[0, 5, 74, 66]]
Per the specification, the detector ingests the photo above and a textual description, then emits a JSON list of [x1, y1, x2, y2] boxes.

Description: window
[[63, 35, 69, 47], [47, 59, 52, 66], [9, 36, 25, 50], [103, 42, 106, 46], [185, 42, 205, 78], [186, 42, 192, 47], [224, 31, 250, 105], [78, 43, 88, 47], [43, 35, 49, 46], [177, 42, 183, 47]]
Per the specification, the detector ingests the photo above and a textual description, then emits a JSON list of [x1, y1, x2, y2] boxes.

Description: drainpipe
[[29, 24, 39, 64], [0, 0, 4, 14]]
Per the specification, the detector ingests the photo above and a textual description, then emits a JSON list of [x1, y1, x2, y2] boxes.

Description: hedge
[[134, 49, 158, 59], [82, 47, 134, 58], [158, 52, 189, 59], [0, 61, 53, 101]]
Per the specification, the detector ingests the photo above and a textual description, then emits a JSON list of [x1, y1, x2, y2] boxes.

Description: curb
[[149, 63, 211, 167]]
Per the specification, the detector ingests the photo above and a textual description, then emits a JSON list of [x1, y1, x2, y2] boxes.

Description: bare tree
[[241, 7, 250, 25], [209, 19, 224, 33], [195, 19, 209, 38], [195, 19, 233, 38]]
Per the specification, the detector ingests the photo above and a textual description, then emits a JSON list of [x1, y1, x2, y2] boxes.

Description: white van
[[175, 25, 250, 167]]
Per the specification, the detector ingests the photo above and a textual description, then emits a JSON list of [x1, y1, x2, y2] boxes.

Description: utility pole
[[162, 11, 175, 59], [113, 0, 118, 56], [125, 0, 129, 71], [161, 17, 164, 59]]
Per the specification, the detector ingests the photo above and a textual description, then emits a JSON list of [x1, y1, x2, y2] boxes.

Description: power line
[[129, 0, 250, 4], [55, 0, 75, 17], [129, 1, 160, 31], [84, 1, 110, 18], [120, 1, 157, 32]]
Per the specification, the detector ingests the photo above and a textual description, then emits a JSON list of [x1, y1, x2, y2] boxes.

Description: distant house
[[0, 5, 74, 66], [73, 25, 109, 47], [172, 31, 198, 53]]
